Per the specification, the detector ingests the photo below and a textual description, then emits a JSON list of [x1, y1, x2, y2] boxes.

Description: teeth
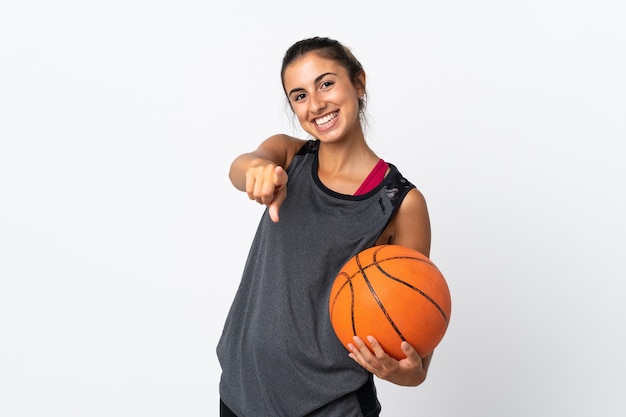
[[315, 112, 337, 126]]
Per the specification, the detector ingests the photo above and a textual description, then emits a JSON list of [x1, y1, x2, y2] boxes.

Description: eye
[[293, 92, 306, 102], [320, 80, 334, 90]]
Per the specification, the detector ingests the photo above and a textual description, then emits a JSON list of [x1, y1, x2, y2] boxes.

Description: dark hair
[[280, 37, 367, 115]]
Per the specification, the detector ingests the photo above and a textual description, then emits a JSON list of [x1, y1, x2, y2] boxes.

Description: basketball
[[328, 244, 451, 360]]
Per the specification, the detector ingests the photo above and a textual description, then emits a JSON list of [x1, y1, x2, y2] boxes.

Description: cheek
[[294, 107, 309, 124], [290, 107, 309, 130]]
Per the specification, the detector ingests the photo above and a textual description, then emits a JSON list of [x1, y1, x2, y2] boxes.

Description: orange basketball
[[328, 244, 451, 360]]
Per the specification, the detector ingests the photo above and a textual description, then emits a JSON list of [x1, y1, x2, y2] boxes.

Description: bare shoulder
[[252, 134, 307, 168], [400, 187, 429, 214], [379, 187, 431, 257], [261, 134, 307, 150], [258, 134, 308, 168]]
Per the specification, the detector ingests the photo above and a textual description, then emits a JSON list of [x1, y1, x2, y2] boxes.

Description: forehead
[[283, 52, 346, 86]]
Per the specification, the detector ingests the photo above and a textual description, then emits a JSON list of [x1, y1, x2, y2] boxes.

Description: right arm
[[229, 134, 306, 222]]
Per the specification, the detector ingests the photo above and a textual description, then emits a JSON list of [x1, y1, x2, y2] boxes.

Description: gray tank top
[[217, 140, 415, 416]]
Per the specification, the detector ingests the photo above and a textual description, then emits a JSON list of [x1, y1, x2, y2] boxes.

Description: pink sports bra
[[354, 159, 389, 196]]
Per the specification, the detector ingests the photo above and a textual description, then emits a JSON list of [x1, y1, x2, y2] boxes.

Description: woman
[[217, 36, 433, 417]]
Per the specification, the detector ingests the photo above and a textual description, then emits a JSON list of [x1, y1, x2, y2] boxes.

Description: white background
[[1, 1, 625, 416]]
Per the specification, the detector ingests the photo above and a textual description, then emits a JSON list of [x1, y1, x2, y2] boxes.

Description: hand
[[245, 164, 288, 223], [348, 336, 430, 387]]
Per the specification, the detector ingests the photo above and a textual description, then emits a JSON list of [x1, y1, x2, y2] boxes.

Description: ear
[[356, 70, 366, 97]]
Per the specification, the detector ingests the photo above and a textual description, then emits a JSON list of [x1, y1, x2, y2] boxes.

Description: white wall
[[1, 1, 625, 416]]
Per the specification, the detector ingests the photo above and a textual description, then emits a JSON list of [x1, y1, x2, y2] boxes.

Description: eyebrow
[[288, 72, 337, 98]]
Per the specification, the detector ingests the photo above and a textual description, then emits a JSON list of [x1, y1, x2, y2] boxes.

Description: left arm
[[349, 188, 433, 386]]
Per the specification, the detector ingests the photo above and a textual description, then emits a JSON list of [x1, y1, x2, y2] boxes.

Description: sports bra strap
[[354, 159, 389, 196]]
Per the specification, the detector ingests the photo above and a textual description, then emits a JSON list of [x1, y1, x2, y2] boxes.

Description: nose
[[309, 92, 326, 114]]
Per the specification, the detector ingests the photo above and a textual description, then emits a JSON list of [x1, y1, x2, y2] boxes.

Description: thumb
[[269, 166, 288, 223], [274, 166, 288, 188], [401, 341, 422, 364]]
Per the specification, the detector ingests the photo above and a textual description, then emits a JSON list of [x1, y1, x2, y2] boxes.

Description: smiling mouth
[[314, 111, 338, 127]]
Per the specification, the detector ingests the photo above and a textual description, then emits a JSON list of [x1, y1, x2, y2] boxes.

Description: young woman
[[217, 36, 433, 417]]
